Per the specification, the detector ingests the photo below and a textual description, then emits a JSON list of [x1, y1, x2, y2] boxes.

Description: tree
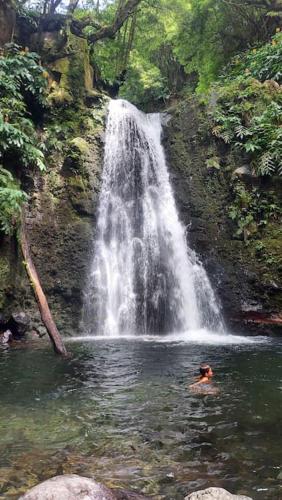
[[21, 0, 143, 44], [21, 214, 68, 356]]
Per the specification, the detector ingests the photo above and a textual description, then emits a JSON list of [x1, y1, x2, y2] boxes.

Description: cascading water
[[83, 99, 224, 337]]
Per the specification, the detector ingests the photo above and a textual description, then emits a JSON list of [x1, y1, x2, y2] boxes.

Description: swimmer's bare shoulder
[[188, 363, 220, 395]]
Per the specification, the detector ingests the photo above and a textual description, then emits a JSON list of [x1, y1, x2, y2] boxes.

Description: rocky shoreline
[[20, 474, 253, 500]]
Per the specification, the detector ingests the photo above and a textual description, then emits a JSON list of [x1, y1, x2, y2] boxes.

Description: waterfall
[[83, 99, 223, 336]]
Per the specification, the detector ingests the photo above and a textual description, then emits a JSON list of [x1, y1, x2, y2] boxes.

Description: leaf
[[244, 142, 260, 153]]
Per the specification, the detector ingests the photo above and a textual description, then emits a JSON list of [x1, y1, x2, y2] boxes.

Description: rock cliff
[[164, 98, 282, 334]]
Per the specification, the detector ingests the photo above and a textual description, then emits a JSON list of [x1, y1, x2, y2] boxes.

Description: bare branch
[[87, 0, 143, 43], [50, 0, 64, 14], [67, 0, 79, 15]]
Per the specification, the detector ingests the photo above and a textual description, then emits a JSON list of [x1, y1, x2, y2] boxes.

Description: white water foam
[[66, 330, 266, 346]]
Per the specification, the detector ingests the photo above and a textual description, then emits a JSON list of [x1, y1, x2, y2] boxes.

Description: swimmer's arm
[[189, 380, 204, 388], [189, 376, 209, 388]]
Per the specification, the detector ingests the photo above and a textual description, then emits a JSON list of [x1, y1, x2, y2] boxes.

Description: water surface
[[0, 334, 281, 499]]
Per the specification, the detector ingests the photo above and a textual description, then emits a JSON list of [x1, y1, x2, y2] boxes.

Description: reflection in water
[[0, 337, 281, 499]]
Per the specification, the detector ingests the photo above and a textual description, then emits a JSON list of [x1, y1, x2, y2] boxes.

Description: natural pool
[[0, 333, 281, 499]]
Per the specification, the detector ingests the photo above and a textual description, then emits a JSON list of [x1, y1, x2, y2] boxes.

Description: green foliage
[[210, 32, 282, 178], [170, 0, 280, 94], [120, 57, 170, 106], [91, 0, 183, 106], [207, 32, 282, 241], [228, 181, 281, 241], [227, 32, 282, 84], [0, 44, 48, 172], [0, 44, 48, 234], [212, 80, 282, 176], [89, 0, 281, 104], [20, 0, 282, 105], [0, 167, 28, 235], [0, 43, 47, 105]]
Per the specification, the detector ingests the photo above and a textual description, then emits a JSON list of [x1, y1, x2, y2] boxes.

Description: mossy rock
[[67, 175, 88, 192], [47, 32, 94, 101], [164, 96, 282, 330], [71, 138, 89, 155], [47, 86, 73, 106], [63, 137, 90, 175], [65, 175, 94, 215], [0, 255, 10, 309]]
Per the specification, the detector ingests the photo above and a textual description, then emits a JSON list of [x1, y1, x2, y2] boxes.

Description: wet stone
[[8, 312, 30, 339], [185, 486, 253, 500], [19, 474, 150, 500]]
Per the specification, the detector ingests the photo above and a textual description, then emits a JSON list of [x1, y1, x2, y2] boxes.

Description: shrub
[[210, 32, 282, 178], [0, 167, 28, 235], [0, 44, 48, 234]]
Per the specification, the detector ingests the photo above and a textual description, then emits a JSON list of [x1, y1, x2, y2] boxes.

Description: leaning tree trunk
[[20, 216, 68, 356]]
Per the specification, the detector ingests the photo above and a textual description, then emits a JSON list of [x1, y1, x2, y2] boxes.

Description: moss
[[0, 255, 10, 309], [47, 86, 73, 106], [70, 137, 89, 155], [48, 32, 94, 102], [47, 170, 64, 192], [66, 175, 88, 191], [164, 96, 282, 327], [65, 33, 93, 99], [62, 137, 91, 177]]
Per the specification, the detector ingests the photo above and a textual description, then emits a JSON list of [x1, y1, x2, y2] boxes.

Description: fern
[[235, 125, 252, 139], [257, 152, 276, 176], [0, 46, 47, 176], [0, 167, 28, 234]]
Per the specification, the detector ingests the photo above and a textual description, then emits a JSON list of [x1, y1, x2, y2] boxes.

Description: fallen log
[[20, 216, 68, 356]]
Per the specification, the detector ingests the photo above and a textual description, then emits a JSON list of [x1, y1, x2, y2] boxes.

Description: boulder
[[7, 312, 30, 339], [232, 166, 255, 179], [0, 329, 12, 344], [20, 474, 149, 500], [185, 487, 252, 500]]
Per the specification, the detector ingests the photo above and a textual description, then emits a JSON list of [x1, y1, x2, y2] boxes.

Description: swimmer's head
[[199, 364, 213, 378]]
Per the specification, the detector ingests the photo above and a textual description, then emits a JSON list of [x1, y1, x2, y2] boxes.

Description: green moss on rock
[[70, 138, 90, 155], [164, 96, 282, 332], [0, 255, 10, 309], [48, 32, 94, 103]]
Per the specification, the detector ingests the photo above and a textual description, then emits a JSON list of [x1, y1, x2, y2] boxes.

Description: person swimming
[[189, 363, 219, 394]]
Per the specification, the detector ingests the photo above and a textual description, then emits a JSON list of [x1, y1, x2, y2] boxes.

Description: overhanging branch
[[87, 0, 142, 43]]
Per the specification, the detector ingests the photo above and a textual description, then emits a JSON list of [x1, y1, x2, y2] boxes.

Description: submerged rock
[[185, 487, 252, 500], [20, 474, 149, 500]]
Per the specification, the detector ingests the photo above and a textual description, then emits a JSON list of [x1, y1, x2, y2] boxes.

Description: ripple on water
[[0, 336, 281, 499]]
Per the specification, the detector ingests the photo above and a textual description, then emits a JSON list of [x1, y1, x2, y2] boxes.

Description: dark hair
[[199, 364, 210, 376]]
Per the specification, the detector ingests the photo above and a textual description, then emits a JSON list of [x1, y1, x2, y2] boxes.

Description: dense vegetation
[[0, 44, 48, 233], [211, 32, 282, 176], [1, 0, 281, 239]]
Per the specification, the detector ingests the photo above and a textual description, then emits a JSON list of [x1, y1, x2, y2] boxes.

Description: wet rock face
[[23, 131, 103, 333], [0, 103, 104, 333], [164, 99, 282, 334], [20, 474, 150, 500], [185, 487, 252, 500], [0, 312, 30, 340]]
